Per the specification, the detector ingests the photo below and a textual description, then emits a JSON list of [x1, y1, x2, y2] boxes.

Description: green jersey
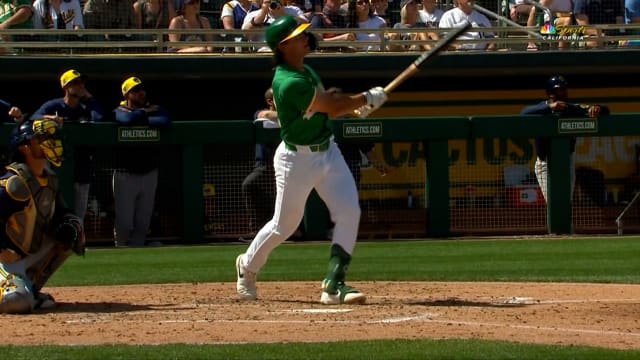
[[0, 0, 33, 29], [272, 63, 332, 145]]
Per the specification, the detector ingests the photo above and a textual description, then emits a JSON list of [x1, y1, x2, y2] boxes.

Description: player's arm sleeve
[[30, 101, 51, 120], [147, 106, 170, 127], [520, 102, 551, 115], [114, 106, 146, 125], [85, 98, 106, 122]]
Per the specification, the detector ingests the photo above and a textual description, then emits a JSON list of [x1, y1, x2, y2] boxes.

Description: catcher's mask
[[10, 119, 64, 167]]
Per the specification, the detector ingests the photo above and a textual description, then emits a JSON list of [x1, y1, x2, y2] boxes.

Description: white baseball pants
[[534, 152, 576, 203], [242, 140, 361, 274]]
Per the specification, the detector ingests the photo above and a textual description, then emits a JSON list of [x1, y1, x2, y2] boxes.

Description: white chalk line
[[62, 294, 640, 340], [65, 315, 640, 339], [373, 313, 438, 323]]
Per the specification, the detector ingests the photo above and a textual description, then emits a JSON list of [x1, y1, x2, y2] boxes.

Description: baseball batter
[[235, 15, 387, 304]]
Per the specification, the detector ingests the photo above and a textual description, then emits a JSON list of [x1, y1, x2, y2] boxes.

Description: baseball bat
[[383, 22, 472, 94]]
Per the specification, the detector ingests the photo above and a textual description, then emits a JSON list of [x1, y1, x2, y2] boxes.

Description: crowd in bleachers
[[0, 0, 637, 53]]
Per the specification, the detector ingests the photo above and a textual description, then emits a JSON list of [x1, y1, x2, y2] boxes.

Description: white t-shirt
[[32, 0, 84, 30], [418, 8, 443, 27], [355, 16, 387, 51], [438, 8, 494, 50]]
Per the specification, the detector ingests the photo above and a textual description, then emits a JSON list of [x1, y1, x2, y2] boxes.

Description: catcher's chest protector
[[2, 163, 58, 254]]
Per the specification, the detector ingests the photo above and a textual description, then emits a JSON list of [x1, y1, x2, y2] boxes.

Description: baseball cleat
[[236, 254, 257, 300], [34, 292, 56, 310], [320, 279, 366, 305]]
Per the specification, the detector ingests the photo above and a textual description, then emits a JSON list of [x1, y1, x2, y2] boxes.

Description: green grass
[[50, 237, 640, 286], [9, 236, 640, 359], [7, 339, 640, 360]]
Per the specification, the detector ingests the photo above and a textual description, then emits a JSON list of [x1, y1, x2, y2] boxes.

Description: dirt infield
[[8, 281, 640, 349]]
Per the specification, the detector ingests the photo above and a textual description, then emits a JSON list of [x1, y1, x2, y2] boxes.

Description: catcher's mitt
[[53, 213, 86, 256]]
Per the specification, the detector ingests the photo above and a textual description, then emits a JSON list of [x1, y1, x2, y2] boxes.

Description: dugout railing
[[2, 114, 640, 244]]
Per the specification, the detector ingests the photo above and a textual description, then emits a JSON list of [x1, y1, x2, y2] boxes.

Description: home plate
[[287, 309, 353, 313]]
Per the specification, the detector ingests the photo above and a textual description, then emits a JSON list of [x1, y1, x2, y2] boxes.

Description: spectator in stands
[[371, 0, 390, 24], [168, 0, 214, 52], [525, 0, 573, 50], [0, 0, 33, 47], [133, 0, 176, 41], [389, 0, 441, 51], [626, 0, 640, 25], [31, 69, 106, 225], [287, 0, 313, 18], [112, 76, 170, 247], [621, 0, 640, 45], [509, 0, 532, 24], [83, 0, 135, 41], [351, 0, 387, 51], [520, 75, 610, 204], [242, 87, 279, 233], [220, 0, 259, 51], [574, 0, 624, 48], [308, 0, 356, 48], [0, 99, 23, 123], [438, 0, 496, 51], [242, 0, 308, 52], [32, 0, 85, 31], [221, 0, 259, 30]]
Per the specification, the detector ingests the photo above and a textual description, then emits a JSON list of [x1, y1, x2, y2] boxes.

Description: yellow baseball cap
[[121, 77, 143, 96], [59, 69, 85, 88]]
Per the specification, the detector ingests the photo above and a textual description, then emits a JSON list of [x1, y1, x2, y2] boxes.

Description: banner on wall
[[358, 136, 640, 200]]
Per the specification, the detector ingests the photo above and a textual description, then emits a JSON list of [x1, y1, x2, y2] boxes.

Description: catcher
[[0, 118, 85, 313]]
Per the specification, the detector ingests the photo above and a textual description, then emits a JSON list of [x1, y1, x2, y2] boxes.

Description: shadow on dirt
[[403, 297, 534, 308], [35, 302, 187, 314]]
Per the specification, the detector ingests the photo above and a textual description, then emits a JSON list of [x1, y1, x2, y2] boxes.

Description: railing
[[2, 24, 640, 56]]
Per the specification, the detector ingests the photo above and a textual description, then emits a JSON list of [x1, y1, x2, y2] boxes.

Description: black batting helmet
[[546, 75, 568, 93]]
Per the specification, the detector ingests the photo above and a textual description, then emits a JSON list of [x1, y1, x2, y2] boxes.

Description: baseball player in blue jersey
[[112, 76, 170, 247], [30, 69, 106, 225], [521, 75, 610, 203], [235, 15, 387, 304]]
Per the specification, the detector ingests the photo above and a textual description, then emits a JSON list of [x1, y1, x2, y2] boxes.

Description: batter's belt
[[284, 138, 331, 153]]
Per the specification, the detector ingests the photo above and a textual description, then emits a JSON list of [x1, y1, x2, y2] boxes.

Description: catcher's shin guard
[[27, 244, 72, 294]]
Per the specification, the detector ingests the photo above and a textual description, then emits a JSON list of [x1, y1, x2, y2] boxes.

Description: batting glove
[[363, 87, 387, 109]]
